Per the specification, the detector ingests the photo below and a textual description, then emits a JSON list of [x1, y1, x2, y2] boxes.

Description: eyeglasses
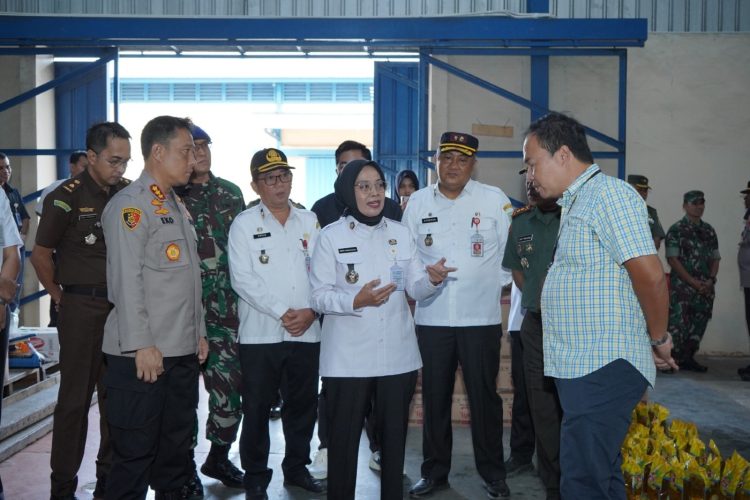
[[194, 142, 211, 153], [105, 158, 129, 170], [354, 180, 387, 194], [259, 170, 293, 186]]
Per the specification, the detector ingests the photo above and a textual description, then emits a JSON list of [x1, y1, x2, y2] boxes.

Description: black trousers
[[238, 341, 320, 489], [50, 293, 112, 496], [520, 312, 561, 494], [0, 305, 8, 423], [416, 324, 506, 483], [326, 371, 417, 500], [508, 330, 535, 462], [104, 354, 199, 500], [317, 378, 379, 452]]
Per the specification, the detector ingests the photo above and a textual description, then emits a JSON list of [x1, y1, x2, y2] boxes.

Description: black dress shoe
[[504, 455, 533, 476], [409, 477, 449, 497], [93, 475, 106, 499], [201, 456, 244, 488], [680, 358, 708, 372], [181, 470, 204, 499], [283, 472, 326, 494], [245, 485, 268, 500], [484, 479, 511, 499]]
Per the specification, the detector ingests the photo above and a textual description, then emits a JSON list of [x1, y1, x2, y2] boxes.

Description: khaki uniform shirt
[[101, 170, 205, 357], [35, 169, 129, 286]]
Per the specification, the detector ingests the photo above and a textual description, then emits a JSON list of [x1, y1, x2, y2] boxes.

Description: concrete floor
[[2, 355, 749, 499]]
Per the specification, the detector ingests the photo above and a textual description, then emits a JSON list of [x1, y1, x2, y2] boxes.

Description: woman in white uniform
[[310, 159, 455, 500]]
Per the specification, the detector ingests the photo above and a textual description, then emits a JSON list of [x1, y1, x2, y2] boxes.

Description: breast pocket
[[247, 234, 277, 268], [148, 227, 190, 270], [468, 217, 498, 256], [333, 250, 365, 288], [416, 220, 448, 253]]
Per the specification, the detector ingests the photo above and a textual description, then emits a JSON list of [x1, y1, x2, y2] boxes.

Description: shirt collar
[[432, 178, 477, 200], [531, 205, 562, 224], [345, 214, 386, 232], [257, 199, 298, 223], [559, 164, 600, 208], [79, 168, 112, 197]]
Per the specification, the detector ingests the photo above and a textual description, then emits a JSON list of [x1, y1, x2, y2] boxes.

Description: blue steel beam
[[1, 148, 77, 156], [418, 150, 623, 159], [431, 48, 624, 56], [0, 16, 648, 49]]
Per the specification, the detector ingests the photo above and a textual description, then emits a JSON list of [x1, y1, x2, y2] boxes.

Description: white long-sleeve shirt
[[402, 179, 513, 327], [1, 191, 22, 267], [228, 201, 321, 344], [310, 216, 439, 377]]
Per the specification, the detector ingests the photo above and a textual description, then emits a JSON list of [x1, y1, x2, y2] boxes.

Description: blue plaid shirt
[[541, 164, 657, 386]]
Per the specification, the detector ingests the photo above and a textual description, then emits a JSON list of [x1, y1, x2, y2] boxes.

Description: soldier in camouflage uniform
[[177, 121, 246, 490], [628, 174, 666, 250], [665, 190, 721, 372]]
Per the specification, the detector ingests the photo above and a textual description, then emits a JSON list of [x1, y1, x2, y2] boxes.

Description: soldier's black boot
[[201, 444, 244, 489]]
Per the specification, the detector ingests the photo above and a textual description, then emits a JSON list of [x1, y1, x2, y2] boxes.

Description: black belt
[[528, 310, 543, 319], [63, 285, 108, 299]]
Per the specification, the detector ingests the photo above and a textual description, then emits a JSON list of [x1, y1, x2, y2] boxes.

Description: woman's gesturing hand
[[353, 279, 397, 309]]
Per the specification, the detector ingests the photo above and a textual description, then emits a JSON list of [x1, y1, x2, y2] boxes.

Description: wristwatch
[[650, 332, 670, 347]]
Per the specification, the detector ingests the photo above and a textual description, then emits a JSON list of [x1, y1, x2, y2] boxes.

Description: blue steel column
[[529, 0, 550, 122], [113, 47, 120, 121], [618, 51, 627, 179], [419, 50, 430, 171]]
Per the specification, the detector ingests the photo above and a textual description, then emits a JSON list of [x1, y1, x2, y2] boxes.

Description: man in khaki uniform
[[31, 122, 132, 500]]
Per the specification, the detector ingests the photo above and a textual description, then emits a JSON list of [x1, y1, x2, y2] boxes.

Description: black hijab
[[393, 169, 419, 200], [334, 159, 386, 226]]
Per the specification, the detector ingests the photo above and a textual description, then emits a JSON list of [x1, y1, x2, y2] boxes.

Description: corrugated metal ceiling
[[0, 0, 746, 32]]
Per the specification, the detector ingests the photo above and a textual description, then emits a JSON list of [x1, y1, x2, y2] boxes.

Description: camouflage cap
[[683, 190, 705, 203], [627, 174, 650, 189]]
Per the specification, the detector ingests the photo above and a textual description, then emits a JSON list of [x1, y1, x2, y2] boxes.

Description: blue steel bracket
[[0, 51, 116, 114], [425, 55, 623, 150]]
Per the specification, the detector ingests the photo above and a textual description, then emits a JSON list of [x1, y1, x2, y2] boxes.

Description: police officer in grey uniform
[[101, 116, 208, 499]]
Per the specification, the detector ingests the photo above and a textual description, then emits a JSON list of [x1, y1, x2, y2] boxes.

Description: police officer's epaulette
[[119, 178, 132, 185], [291, 199, 306, 210], [512, 205, 533, 218], [61, 179, 82, 193]]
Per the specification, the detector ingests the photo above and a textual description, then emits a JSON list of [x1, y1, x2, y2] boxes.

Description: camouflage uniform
[[666, 215, 720, 362], [647, 205, 665, 242], [179, 173, 245, 446]]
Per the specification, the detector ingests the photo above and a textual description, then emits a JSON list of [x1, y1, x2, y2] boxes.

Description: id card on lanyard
[[470, 215, 483, 257]]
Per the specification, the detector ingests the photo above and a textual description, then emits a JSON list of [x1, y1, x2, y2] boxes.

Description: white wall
[[429, 33, 750, 355]]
